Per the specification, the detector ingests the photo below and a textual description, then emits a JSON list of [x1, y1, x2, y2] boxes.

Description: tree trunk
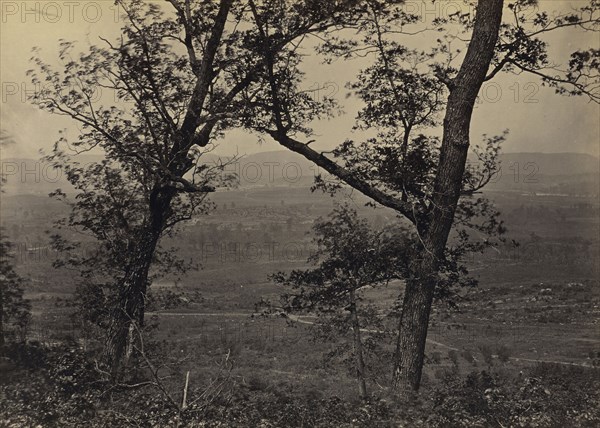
[[349, 289, 368, 400], [103, 233, 158, 378], [392, 0, 504, 392], [391, 270, 435, 392], [104, 186, 174, 378]]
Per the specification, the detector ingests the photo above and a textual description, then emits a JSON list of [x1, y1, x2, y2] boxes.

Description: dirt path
[[149, 312, 252, 317], [150, 311, 598, 369]]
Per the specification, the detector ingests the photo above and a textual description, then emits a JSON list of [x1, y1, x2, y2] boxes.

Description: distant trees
[[274, 205, 412, 399]]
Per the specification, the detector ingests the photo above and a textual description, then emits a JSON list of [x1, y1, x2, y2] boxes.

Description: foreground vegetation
[[2, 337, 599, 427]]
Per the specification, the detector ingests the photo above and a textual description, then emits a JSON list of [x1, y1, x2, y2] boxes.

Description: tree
[[241, 0, 599, 391], [273, 204, 412, 399], [29, 0, 356, 376], [28, 0, 254, 376], [26, 0, 368, 378]]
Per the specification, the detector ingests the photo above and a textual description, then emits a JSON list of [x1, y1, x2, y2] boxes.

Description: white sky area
[[0, 0, 598, 161]]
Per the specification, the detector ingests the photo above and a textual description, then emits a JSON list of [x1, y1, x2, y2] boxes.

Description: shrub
[[425, 366, 600, 428], [461, 349, 476, 365], [478, 344, 494, 366], [448, 349, 459, 366], [1, 343, 104, 426], [429, 351, 442, 365], [496, 344, 511, 363]]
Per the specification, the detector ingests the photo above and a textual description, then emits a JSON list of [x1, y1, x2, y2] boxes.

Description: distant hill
[[0, 151, 320, 194], [485, 153, 599, 196], [232, 151, 600, 194], [0, 157, 69, 196], [1, 151, 598, 195], [495, 152, 598, 176], [208, 150, 319, 187]]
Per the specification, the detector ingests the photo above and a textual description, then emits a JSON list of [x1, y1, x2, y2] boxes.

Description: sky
[[0, 0, 598, 161]]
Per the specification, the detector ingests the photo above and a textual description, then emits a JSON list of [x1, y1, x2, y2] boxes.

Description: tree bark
[[391, 270, 435, 392], [103, 186, 174, 378], [103, 232, 159, 378], [349, 289, 368, 400], [392, 0, 504, 392]]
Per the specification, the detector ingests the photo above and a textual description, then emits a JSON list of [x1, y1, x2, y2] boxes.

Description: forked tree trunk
[[392, 0, 504, 392], [349, 289, 367, 400]]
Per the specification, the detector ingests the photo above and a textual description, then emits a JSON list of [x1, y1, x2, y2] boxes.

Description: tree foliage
[[273, 204, 413, 398], [275, 205, 412, 313]]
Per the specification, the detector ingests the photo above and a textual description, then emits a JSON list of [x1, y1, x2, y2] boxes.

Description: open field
[[16, 200, 600, 373]]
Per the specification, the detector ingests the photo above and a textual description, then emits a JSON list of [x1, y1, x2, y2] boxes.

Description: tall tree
[[391, 0, 504, 391], [28, 0, 252, 376], [243, 0, 599, 391], [28, 0, 361, 376]]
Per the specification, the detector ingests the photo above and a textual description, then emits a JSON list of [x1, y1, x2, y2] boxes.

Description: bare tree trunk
[[349, 289, 368, 400], [392, 0, 504, 392], [104, 186, 174, 378], [391, 271, 435, 392], [103, 237, 156, 378]]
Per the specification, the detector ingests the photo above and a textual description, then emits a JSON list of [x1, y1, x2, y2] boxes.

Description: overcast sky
[[1, 0, 598, 160]]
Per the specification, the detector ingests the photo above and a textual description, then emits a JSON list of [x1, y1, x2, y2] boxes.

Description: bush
[[447, 349, 459, 366], [496, 344, 511, 363], [461, 349, 476, 365], [429, 351, 442, 365], [478, 344, 494, 366], [425, 366, 600, 428], [1, 343, 104, 426], [2, 343, 598, 427]]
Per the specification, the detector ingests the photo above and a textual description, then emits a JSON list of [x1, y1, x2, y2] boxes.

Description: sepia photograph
[[0, 0, 599, 426]]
